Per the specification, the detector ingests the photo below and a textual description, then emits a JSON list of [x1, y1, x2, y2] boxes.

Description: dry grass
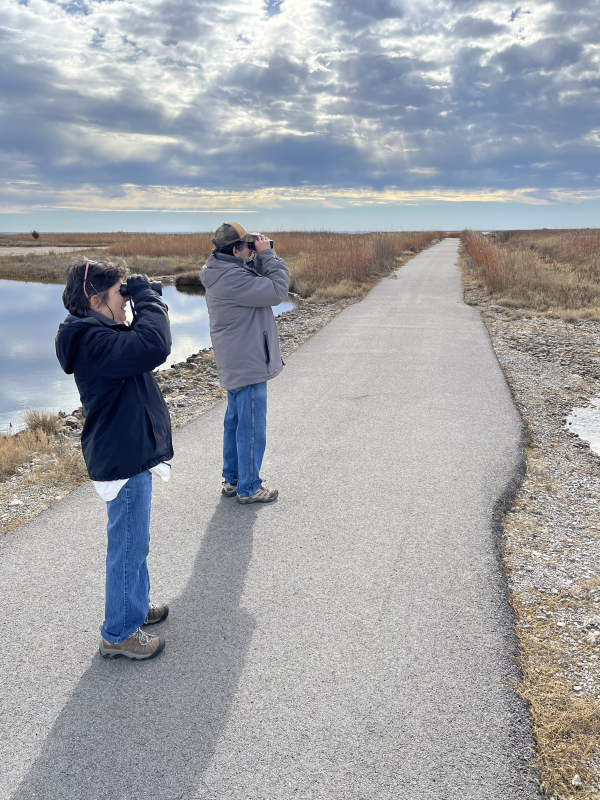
[[0, 426, 55, 478], [23, 409, 59, 435], [462, 229, 600, 318], [107, 233, 213, 258], [0, 409, 85, 485], [106, 230, 442, 264], [1, 231, 445, 300], [0, 251, 90, 283], [27, 448, 88, 485], [511, 584, 600, 799], [0, 232, 134, 247], [280, 231, 443, 300]]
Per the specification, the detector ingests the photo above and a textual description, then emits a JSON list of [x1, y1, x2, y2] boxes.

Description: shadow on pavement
[[12, 498, 258, 800]]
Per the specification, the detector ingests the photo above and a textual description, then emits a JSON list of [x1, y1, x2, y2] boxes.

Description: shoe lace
[[129, 627, 152, 646]]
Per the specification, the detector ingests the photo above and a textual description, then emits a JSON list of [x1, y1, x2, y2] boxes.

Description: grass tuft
[[23, 409, 59, 435], [0, 426, 55, 478]]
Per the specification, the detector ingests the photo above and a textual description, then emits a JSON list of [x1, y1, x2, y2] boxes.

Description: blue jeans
[[222, 382, 267, 497], [101, 470, 152, 643]]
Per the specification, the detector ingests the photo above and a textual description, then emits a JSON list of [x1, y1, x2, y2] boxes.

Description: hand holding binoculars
[[119, 278, 162, 297]]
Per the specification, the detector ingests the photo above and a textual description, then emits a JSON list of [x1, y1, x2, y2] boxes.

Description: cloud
[[2, 179, 598, 214], [452, 16, 509, 39], [1, 0, 600, 211]]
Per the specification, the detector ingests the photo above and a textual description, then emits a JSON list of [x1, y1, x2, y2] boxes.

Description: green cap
[[211, 222, 257, 250]]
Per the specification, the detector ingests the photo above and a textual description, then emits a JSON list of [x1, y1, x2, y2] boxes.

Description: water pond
[[0, 279, 296, 429], [565, 398, 600, 457]]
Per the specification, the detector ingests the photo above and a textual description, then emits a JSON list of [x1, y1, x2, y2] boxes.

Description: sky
[[1, 0, 600, 232]]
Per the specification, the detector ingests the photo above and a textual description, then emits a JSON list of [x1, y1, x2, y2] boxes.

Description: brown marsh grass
[[0, 426, 55, 478], [462, 229, 600, 319], [0, 231, 444, 300], [0, 250, 109, 283], [0, 410, 87, 488], [0, 232, 130, 247], [278, 231, 443, 300]]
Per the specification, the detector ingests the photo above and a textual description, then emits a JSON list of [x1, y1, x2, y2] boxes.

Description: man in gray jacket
[[200, 222, 290, 503]]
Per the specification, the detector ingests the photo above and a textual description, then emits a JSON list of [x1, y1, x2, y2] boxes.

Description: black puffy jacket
[[55, 284, 174, 481]]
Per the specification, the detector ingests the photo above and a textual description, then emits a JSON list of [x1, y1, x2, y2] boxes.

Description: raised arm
[[88, 276, 172, 379], [234, 250, 290, 307]]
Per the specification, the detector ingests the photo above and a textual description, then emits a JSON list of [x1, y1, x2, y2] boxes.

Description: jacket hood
[[200, 252, 250, 289], [55, 311, 128, 375]]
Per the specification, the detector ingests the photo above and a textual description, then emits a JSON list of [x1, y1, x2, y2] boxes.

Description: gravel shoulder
[[462, 269, 600, 799]]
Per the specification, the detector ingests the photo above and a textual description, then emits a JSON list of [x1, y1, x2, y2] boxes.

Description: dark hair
[[62, 257, 128, 317], [216, 240, 247, 257]]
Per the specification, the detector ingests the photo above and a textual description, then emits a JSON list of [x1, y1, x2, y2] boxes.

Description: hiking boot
[[99, 627, 165, 660], [222, 480, 238, 497], [144, 602, 169, 625], [236, 485, 278, 504]]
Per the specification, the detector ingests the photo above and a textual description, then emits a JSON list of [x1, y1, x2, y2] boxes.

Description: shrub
[[23, 409, 59, 435]]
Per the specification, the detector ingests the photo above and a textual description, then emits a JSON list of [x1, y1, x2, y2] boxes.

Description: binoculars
[[119, 279, 162, 297], [247, 238, 274, 250]]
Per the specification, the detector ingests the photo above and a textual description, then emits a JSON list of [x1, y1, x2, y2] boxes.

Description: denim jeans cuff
[[100, 626, 137, 644]]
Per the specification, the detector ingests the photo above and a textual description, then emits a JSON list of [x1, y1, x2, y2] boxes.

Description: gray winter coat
[[200, 249, 289, 390]]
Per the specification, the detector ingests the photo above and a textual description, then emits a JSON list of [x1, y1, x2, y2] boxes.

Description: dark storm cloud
[[2, 0, 600, 209]]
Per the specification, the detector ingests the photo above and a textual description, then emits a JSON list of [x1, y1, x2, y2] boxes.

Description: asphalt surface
[[0, 239, 541, 799]]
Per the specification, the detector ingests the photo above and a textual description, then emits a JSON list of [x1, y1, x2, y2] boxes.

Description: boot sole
[[99, 638, 166, 660]]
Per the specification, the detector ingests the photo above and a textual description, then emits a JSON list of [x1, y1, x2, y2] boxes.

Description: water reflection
[[0, 280, 297, 428], [565, 398, 600, 457]]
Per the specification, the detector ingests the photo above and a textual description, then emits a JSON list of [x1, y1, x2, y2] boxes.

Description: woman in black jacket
[[56, 258, 173, 660]]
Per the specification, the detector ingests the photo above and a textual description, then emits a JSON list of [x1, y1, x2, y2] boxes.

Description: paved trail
[[1, 239, 540, 799]]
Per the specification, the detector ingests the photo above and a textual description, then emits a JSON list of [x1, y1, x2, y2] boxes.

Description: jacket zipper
[[263, 331, 270, 370]]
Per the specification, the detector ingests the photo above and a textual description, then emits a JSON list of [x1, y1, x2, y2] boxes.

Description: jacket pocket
[[263, 331, 271, 367], [145, 406, 169, 450]]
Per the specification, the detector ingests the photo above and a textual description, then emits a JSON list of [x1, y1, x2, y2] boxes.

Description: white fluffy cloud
[[1, 0, 599, 210]]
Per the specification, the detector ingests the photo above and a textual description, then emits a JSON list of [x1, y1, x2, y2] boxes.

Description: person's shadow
[[12, 498, 258, 800]]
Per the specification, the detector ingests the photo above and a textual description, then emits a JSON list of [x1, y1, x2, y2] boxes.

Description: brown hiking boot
[[144, 602, 169, 625], [99, 627, 165, 660], [236, 485, 278, 504]]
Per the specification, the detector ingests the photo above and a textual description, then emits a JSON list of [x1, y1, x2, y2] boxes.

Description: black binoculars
[[119, 279, 162, 297], [247, 239, 274, 250]]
